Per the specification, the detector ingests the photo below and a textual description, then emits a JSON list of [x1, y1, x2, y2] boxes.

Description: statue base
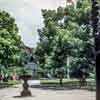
[[21, 89, 32, 97]]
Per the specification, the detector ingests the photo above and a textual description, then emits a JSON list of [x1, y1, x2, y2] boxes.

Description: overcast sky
[[0, 0, 66, 47]]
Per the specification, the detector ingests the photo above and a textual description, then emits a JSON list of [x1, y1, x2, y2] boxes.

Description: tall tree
[[35, 0, 94, 79], [0, 10, 22, 67]]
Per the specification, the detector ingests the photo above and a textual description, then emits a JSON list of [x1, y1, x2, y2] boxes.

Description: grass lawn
[[40, 78, 96, 91], [0, 80, 21, 88], [41, 79, 79, 84], [40, 79, 80, 87]]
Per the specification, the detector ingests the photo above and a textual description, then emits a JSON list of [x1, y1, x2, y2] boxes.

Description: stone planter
[[20, 75, 32, 97]]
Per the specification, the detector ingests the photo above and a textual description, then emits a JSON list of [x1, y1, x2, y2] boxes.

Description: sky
[[0, 0, 66, 47]]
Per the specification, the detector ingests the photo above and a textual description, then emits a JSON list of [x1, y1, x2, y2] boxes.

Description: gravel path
[[0, 85, 95, 100]]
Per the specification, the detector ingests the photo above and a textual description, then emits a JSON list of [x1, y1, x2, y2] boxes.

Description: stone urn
[[20, 75, 32, 97]]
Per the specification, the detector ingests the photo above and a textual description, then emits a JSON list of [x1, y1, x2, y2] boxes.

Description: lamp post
[[91, 0, 100, 100]]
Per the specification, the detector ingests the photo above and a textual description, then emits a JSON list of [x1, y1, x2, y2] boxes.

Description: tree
[[35, 0, 95, 82], [0, 10, 22, 67], [35, 6, 83, 80], [91, 0, 100, 99], [63, 0, 95, 77]]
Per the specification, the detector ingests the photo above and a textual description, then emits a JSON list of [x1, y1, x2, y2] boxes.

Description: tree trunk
[[91, 0, 100, 100], [67, 57, 70, 79]]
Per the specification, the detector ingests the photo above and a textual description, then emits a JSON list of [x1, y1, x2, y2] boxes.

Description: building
[[22, 44, 38, 79]]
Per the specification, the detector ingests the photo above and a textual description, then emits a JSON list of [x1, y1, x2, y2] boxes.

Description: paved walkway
[[0, 85, 95, 100], [28, 80, 40, 86]]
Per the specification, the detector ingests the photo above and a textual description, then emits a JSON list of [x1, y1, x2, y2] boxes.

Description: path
[[28, 80, 40, 86], [0, 84, 95, 100]]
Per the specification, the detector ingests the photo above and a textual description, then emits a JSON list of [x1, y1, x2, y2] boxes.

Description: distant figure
[[57, 67, 65, 86], [16, 75, 19, 80], [11, 75, 16, 80], [13, 75, 16, 80], [80, 70, 89, 87]]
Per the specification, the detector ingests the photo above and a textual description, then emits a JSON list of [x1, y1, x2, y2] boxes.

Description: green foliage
[[35, 0, 95, 77], [19, 67, 32, 76], [40, 79, 79, 84], [0, 10, 22, 67]]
